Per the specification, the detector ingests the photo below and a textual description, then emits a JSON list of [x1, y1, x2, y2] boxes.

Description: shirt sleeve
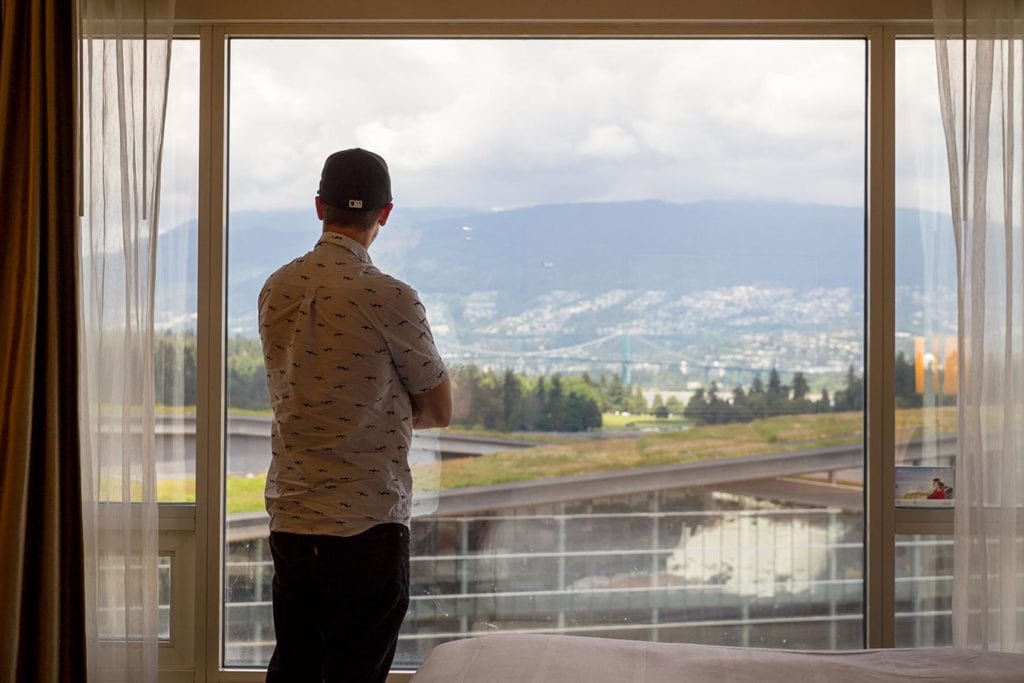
[[373, 280, 448, 395]]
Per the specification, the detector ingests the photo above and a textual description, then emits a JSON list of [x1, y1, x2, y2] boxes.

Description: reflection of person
[[927, 478, 947, 500], [259, 148, 452, 682]]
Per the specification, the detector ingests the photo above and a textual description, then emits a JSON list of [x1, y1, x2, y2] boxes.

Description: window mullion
[[865, 23, 898, 649], [196, 23, 230, 683]]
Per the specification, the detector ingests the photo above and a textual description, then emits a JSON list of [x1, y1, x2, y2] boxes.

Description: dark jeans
[[266, 524, 410, 683]]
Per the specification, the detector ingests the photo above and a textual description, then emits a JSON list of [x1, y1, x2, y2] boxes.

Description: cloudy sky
[[158, 38, 952, 226]]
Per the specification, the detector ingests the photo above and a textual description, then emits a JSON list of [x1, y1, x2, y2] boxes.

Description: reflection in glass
[[894, 40, 958, 470], [895, 535, 953, 647], [893, 39, 959, 648], [159, 554, 172, 642]]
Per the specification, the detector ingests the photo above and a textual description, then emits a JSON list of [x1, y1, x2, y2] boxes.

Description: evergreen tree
[[683, 387, 707, 423], [816, 388, 831, 413], [588, 400, 603, 429], [154, 331, 197, 408], [747, 373, 767, 419], [792, 372, 810, 401], [763, 366, 788, 417], [790, 372, 813, 414], [563, 391, 594, 431], [833, 365, 864, 412], [651, 393, 668, 418], [625, 385, 647, 414], [521, 377, 542, 430], [706, 382, 730, 424], [533, 376, 549, 430], [665, 396, 683, 414], [767, 366, 784, 398], [894, 351, 918, 407], [501, 369, 523, 431], [546, 374, 565, 430], [731, 385, 753, 422]]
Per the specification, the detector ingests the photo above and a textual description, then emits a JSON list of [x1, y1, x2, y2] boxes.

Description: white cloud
[[158, 38, 953, 217], [579, 124, 639, 158]]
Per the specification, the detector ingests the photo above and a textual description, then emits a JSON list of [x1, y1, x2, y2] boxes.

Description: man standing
[[258, 148, 452, 682]]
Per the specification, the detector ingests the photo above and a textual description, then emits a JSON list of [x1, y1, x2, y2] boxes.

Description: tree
[[584, 396, 603, 429], [789, 372, 814, 414], [894, 351, 919, 407], [731, 385, 753, 422], [546, 374, 566, 430], [625, 386, 647, 414], [706, 382, 731, 424], [665, 396, 683, 415], [792, 372, 810, 401], [651, 393, 668, 418], [154, 330, 197, 408], [501, 369, 524, 431], [833, 365, 864, 412], [763, 366, 789, 417], [227, 335, 270, 410], [563, 391, 602, 431], [746, 373, 767, 419], [767, 366, 785, 398], [816, 388, 832, 413], [531, 376, 548, 430], [683, 387, 706, 423], [606, 373, 626, 412]]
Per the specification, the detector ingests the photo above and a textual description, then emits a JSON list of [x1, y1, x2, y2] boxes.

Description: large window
[[145, 6, 961, 680], [222, 38, 868, 668]]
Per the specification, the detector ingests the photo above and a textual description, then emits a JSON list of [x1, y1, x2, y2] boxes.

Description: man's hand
[[409, 377, 452, 429]]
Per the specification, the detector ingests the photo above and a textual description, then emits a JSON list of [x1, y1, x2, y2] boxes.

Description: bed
[[409, 633, 1024, 682]]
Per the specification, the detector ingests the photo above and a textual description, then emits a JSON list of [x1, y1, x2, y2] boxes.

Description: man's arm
[[410, 377, 453, 429]]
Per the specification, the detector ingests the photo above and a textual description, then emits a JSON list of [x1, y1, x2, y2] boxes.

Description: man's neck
[[324, 224, 376, 249]]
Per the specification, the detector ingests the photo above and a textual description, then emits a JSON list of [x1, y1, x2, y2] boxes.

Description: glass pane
[[159, 554, 172, 642], [225, 38, 866, 668], [893, 38, 959, 647], [894, 40, 957, 471], [895, 535, 953, 646], [156, 40, 200, 502], [97, 553, 172, 642]]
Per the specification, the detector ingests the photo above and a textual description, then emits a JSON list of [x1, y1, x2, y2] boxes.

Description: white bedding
[[410, 634, 1024, 682]]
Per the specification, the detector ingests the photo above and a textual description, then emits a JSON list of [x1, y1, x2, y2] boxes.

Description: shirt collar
[[316, 231, 372, 265]]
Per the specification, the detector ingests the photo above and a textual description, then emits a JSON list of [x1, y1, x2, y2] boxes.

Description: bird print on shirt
[[259, 231, 447, 537]]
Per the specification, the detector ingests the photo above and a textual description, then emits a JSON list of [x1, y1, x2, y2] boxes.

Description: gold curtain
[[0, 0, 87, 681]]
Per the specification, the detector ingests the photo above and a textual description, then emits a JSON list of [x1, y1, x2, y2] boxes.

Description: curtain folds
[[0, 0, 87, 681], [78, 0, 175, 680], [934, 0, 1024, 653]]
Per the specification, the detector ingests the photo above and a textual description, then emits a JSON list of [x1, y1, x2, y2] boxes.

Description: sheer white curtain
[[78, 0, 175, 680], [934, 0, 1024, 653]]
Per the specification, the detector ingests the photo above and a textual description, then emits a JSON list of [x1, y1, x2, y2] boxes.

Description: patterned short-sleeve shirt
[[259, 231, 448, 537]]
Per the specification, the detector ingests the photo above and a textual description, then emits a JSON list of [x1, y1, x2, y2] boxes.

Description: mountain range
[[155, 200, 958, 382]]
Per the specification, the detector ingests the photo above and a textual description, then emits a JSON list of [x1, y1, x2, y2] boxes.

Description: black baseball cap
[[317, 148, 392, 210]]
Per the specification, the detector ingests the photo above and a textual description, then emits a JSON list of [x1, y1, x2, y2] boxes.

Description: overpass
[[153, 413, 539, 477]]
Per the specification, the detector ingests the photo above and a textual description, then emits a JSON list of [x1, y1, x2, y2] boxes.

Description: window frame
[[157, 3, 950, 681]]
